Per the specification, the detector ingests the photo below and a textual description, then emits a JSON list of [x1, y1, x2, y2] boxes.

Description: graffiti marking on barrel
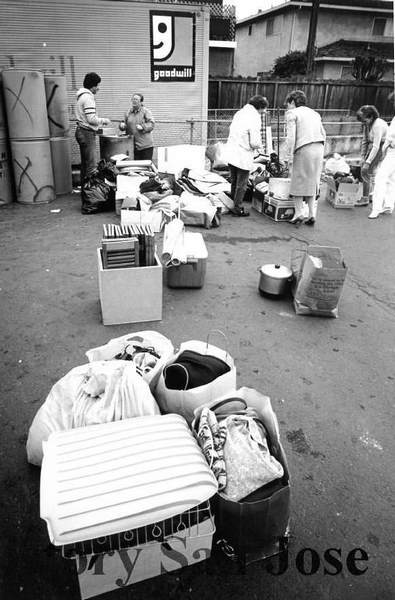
[[46, 83, 64, 130], [5, 76, 33, 124], [14, 156, 54, 203]]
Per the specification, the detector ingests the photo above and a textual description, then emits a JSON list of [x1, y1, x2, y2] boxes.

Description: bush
[[270, 51, 307, 78]]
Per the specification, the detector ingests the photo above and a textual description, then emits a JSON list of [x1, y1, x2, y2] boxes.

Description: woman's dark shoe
[[232, 207, 250, 217], [305, 217, 316, 225]]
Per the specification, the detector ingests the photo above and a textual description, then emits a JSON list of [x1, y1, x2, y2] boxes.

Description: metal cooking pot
[[258, 263, 293, 297]]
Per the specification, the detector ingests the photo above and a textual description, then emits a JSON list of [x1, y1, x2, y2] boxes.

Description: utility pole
[[306, 0, 320, 76]]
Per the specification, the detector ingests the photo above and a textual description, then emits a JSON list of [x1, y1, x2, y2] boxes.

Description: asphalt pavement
[[0, 191, 394, 600]]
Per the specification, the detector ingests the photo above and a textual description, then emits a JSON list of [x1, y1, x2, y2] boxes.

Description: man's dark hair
[[83, 72, 101, 89], [248, 95, 269, 110], [132, 93, 144, 102], [285, 90, 307, 107], [356, 105, 380, 123]]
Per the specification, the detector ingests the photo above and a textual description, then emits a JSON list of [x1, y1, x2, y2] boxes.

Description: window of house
[[248, 24, 252, 36], [341, 65, 353, 79], [372, 18, 386, 36], [266, 17, 274, 36]]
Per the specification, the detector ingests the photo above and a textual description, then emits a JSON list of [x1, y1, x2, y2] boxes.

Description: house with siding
[[234, 0, 394, 80]]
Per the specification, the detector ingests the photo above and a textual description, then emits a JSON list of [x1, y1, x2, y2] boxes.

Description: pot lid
[[260, 263, 292, 279]]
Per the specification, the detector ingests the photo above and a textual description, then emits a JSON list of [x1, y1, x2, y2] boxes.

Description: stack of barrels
[[1, 68, 72, 205]]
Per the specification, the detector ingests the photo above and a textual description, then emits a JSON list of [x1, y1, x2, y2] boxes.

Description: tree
[[270, 51, 307, 79], [351, 56, 388, 82]]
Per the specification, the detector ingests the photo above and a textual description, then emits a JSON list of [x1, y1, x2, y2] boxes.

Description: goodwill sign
[[150, 11, 196, 82]]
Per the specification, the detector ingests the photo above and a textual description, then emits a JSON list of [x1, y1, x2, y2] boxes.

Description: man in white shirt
[[75, 72, 110, 185]]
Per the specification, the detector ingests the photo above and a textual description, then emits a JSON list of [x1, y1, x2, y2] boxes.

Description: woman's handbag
[[155, 331, 236, 424]]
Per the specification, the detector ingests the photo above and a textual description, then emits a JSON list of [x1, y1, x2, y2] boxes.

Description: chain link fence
[[70, 109, 366, 167]]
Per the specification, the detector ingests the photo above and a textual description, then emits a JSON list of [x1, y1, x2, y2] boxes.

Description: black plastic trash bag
[[81, 159, 119, 215]]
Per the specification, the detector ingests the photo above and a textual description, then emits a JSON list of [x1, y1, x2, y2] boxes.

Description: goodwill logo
[[150, 11, 196, 82]]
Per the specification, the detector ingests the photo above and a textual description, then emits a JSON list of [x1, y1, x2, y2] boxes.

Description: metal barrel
[[50, 137, 72, 195], [99, 135, 134, 161], [0, 74, 8, 141], [0, 138, 14, 205], [44, 74, 70, 138], [10, 139, 55, 204], [2, 69, 50, 140]]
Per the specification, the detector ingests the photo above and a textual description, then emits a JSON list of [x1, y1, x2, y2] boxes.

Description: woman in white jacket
[[369, 113, 395, 219], [225, 95, 268, 217], [285, 90, 326, 225]]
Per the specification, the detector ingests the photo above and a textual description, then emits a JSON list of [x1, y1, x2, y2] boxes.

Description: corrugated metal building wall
[[0, 0, 210, 164]]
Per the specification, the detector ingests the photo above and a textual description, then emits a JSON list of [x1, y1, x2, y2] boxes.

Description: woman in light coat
[[369, 113, 395, 218], [356, 105, 388, 208], [285, 90, 326, 225], [225, 95, 268, 217]]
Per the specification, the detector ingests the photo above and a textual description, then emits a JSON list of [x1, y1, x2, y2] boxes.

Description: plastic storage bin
[[167, 232, 208, 288]]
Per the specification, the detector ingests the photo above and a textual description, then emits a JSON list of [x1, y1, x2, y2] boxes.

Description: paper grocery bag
[[293, 245, 347, 317]]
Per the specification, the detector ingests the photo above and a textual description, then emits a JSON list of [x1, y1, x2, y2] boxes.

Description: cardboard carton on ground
[[76, 517, 214, 599], [320, 176, 362, 208], [252, 189, 265, 214], [97, 248, 162, 325]]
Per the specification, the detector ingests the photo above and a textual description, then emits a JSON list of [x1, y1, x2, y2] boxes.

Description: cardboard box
[[252, 189, 266, 214], [320, 176, 362, 208], [76, 516, 214, 599], [157, 144, 206, 177], [263, 196, 295, 222], [120, 208, 163, 232], [97, 248, 162, 325]]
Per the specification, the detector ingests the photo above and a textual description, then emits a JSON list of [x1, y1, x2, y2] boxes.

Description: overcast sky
[[231, 0, 394, 20], [232, 0, 286, 20]]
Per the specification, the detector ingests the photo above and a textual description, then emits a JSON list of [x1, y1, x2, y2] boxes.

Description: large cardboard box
[[320, 176, 362, 208], [76, 516, 214, 599], [157, 144, 206, 177], [97, 248, 162, 325]]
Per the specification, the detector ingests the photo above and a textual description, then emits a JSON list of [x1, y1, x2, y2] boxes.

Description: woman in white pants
[[369, 114, 395, 219]]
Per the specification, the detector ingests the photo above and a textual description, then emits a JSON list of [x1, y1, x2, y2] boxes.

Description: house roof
[[316, 39, 394, 59], [236, 0, 393, 26]]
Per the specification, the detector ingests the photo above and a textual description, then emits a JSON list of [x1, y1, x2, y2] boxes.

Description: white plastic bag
[[85, 330, 174, 390], [26, 360, 160, 466], [155, 338, 236, 424], [324, 153, 350, 175]]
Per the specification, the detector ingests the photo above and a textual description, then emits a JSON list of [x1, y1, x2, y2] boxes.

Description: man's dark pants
[[75, 127, 97, 185], [229, 163, 250, 209]]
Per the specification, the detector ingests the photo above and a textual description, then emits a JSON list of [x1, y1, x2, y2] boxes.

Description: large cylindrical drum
[[99, 135, 134, 161], [50, 137, 72, 195], [0, 139, 14, 205], [0, 75, 8, 141], [44, 74, 70, 137], [2, 69, 49, 140], [10, 139, 55, 204]]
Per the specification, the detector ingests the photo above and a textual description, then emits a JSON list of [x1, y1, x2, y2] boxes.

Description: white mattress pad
[[40, 414, 218, 545]]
